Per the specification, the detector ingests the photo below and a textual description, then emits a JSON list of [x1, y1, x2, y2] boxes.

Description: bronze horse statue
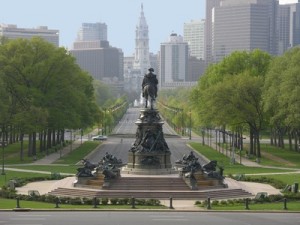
[[143, 84, 156, 109]]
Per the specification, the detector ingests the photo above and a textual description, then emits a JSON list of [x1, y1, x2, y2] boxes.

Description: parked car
[[92, 135, 108, 141]]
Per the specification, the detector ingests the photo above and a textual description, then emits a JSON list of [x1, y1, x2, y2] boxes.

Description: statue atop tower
[[133, 3, 150, 75]]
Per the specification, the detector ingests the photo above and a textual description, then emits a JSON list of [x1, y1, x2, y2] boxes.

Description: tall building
[[159, 33, 190, 88], [124, 4, 152, 96], [76, 22, 107, 41], [285, 1, 300, 48], [70, 23, 123, 83], [205, 0, 221, 63], [0, 24, 59, 46], [211, 0, 278, 62], [278, 4, 291, 55], [133, 4, 151, 75], [184, 19, 205, 60]]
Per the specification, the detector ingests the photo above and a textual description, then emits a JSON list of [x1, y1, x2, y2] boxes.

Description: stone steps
[[48, 187, 253, 200], [107, 177, 190, 190]]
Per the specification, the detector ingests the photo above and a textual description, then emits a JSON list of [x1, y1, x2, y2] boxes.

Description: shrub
[[211, 200, 219, 206], [101, 198, 108, 205], [69, 197, 83, 205], [118, 198, 129, 205], [146, 199, 160, 206], [110, 198, 118, 205]]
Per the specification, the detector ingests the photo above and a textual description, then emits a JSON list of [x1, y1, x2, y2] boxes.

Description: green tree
[[263, 47, 300, 151], [0, 38, 98, 159], [191, 50, 271, 158]]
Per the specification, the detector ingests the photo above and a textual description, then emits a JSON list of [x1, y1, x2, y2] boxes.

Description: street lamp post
[[1, 138, 7, 175], [104, 108, 106, 135], [189, 110, 192, 140]]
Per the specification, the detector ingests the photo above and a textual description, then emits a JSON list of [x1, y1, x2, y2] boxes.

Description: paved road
[[0, 211, 299, 225], [86, 107, 205, 165], [113, 107, 178, 136]]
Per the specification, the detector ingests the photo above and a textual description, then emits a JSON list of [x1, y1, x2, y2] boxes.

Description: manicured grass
[[0, 198, 167, 210], [6, 165, 78, 174], [241, 143, 300, 168], [198, 202, 300, 211], [0, 171, 52, 187], [189, 143, 291, 175], [248, 174, 300, 186], [53, 141, 100, 164], [260, 144, 300, 167]]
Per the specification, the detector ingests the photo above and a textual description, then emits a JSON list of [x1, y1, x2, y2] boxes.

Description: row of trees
[[0, 38, 127, 161], [190, 48, 300, 158], [158, 48, 299, 159]]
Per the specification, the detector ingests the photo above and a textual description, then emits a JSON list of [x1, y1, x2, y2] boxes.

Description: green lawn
[[0, 198, 166, 210], [189, 143, 292, 175], [0, 171, 52, 187], [7, 165, 78, 174], [248, 174, 300, 186], [53, 141, 100, 164], [198, 202, 300, 211], [259, 144, 300, 168]]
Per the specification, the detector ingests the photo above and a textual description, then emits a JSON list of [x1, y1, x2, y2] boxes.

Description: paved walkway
[[5, 123, 298, 210], [15, 176, 281, 210]]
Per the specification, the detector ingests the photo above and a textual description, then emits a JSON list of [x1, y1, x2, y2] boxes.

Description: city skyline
[[1, 0, 204, 55], [0, 0, 297, 56]]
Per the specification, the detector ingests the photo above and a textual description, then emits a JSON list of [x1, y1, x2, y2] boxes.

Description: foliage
[[263, 47, 300, 129], [191, 49, 272, 157], [0, 38, 99, 160]]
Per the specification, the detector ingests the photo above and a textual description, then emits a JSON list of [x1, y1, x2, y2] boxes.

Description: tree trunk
[[270, 127, 274, 146], [32, 132, 37, 158], [20, 133, 24, 161], [256, 131, 261, 158], [249, 128, 254, 156], [27, 133, 32, 157], [288, 130, 293, 151]]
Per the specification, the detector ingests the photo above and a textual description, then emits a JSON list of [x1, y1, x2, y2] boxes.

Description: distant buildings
[[77, 22, 107, 42], [0, 24, 59, 46], [159, 33, 196, 89], [205, 0, 300, 64], [184, 19, 205, 60], [124, 4, 154, 95], [69, 22, 123, 85]]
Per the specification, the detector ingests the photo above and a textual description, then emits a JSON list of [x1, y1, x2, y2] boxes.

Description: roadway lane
[[86, 107, 198, 165], [1, 211, 299, 225], [113, 107, 178, 136]]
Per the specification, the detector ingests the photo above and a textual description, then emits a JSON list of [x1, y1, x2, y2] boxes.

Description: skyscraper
[[205, 0, 290, 63], [160, 33, 189, 88], [205, 0, 221, 63], [70, 22, 123, 83], [212, 0, 278, 62], [287, 1, 300, 47], [0, 24, 59, 46], [184, 19, 205, 60], [76, 22, 107, 41]]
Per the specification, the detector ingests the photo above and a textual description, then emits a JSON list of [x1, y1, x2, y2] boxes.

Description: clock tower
[[133, 4, 150, 75]]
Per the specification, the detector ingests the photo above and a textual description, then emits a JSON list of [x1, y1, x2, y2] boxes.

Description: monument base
[[125, 151, 175, 175], [121, 166, 177, 175]]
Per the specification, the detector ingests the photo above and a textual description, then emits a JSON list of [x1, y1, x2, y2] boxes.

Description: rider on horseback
[[142, 68, 158, 99]]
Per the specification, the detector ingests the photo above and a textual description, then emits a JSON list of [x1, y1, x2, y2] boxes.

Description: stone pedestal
[[124, 108, 174, 175]]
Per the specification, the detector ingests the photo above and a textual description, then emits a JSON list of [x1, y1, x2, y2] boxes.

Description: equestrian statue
[[142, 68, 158, 109]]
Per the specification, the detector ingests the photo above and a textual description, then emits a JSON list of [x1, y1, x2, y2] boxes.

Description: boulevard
[[85, 107, 205, 165], [0, 211, 299, 225]]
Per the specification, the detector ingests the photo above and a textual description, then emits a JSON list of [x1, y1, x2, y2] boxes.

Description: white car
[[92, 135, 108, 141]]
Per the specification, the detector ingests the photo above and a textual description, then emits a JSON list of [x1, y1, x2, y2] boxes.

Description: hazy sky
[[1, 0, 205, 55], [0, 0, 297, 56]]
